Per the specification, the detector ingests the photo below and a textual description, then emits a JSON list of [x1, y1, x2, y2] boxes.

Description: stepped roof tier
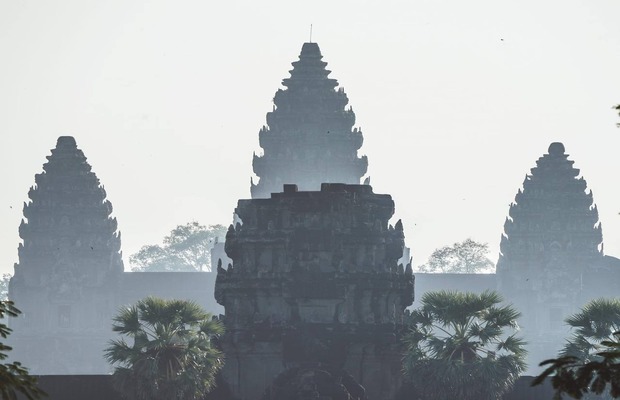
[[496, 142, 604, 369], [251, 42, 368, 198], [12, 136, 123, 291], [498, 142, 602, 275], [7, 136, 225, 375]]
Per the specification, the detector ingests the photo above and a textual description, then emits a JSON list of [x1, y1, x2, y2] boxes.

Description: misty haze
[[1, 1, 620, 400]]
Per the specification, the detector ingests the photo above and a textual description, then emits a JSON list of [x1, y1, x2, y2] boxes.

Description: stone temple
[[496, 142, 617, 370], [418, 142, 620, 373], [251, 42, 368, 198], [498, 142, 603, 323], [216, 183, 414, 400], [9, 137, 222, 374], [8, 40, 620, 397], [9, 137, 124, 373], [216, 42, 414, 400]]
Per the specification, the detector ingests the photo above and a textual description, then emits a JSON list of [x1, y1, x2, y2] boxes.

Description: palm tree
[[0, 300, 45, 400], [552, 298, 620, 399], [105, 297, 224, 400], [402, 290, 526, 400], [561, 298, 620, 362]]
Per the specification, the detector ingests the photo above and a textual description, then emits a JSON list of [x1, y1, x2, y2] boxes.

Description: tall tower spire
[[13, 136, 123, 288], [496, 142, 603, 372], [498, 142, 602, 279], [9, 136, 123, 374], [251, 43, 368, 198]]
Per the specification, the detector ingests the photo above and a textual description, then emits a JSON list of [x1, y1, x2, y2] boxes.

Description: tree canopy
[[534, 298, 620, 399], [105, 297, 224, 400], [402, 290, 526, 400], [417, 238, 495, 273], [130, 222, 226, 272], [0, 301, 45, 400]]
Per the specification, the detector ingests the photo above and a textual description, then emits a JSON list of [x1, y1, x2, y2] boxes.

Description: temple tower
[[496, 142, 603, 371], [216, 184, 414, 400], [9, 136, 123, 374], [251, 42, 368, 198]]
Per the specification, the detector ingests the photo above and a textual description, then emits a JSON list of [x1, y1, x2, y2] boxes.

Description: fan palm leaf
[[104, 296, 224, 400], [403, 290, 526, 400]]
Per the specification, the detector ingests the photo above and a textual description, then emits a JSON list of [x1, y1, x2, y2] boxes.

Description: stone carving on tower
[[9, 136, 123, 374], [251, 42, 368, 198], [215, 184, 414, 400], [496, 142, 604, 371]]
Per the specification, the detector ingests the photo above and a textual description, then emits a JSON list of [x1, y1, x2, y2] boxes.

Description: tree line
[[3, 204, 620, 398], [4, 290, 620, 399]]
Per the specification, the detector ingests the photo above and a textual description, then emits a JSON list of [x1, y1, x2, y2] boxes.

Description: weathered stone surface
[[216, 184, 414, 400], [496, 142, 606, 372], [9, 137, 223, 374], [11, 374, 555, 400], [9, 136, 123, 374], [251, 43, 368, 198], [261, 365, 367, 400], [14, 136, 123, 288]]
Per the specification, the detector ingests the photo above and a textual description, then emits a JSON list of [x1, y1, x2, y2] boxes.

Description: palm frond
[[112, 305, 141, 335], [199, 317, 224, 337], [105, 296, 225, 400], [471, 322, 502, 344], [483, 305, 521, 328], [496, 334, 527, 358], [403, 290, 526, 400]]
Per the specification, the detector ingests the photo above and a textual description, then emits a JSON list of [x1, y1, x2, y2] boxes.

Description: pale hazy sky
[[1, 1, 620, 275]]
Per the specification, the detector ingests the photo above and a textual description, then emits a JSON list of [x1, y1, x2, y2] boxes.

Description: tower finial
[[309, 24, 313, 43]]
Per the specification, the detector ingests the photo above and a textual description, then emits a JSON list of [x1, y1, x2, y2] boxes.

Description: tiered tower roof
[[13, 136, 123, 292], [496, 142, 605, 370], [251, 42, 368, 198], [498, 142, 602, 272]]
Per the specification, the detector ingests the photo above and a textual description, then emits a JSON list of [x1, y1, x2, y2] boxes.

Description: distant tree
[[533, 299, 620, 399], [417, 238, 495, 273], [402, 290, 526, 400], [130, 222, 227, 272], [615, 104, 620, 127], [0, 301, 46, 399], [105, 297, 224, 400], [0, 274, 11, 301]]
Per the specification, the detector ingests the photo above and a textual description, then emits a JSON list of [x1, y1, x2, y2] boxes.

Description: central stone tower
[[251, 42, 368, 198], [217, 42, 413, 399], [215, 184, 414, 400]]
